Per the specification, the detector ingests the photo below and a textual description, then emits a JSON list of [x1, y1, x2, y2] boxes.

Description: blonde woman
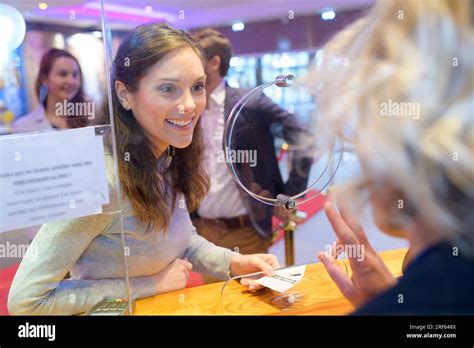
[[308, 0, 473, 314]]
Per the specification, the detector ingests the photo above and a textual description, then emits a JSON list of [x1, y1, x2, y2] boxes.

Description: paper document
[[0, 127, 109, 233], [256, 265, 306, 293]]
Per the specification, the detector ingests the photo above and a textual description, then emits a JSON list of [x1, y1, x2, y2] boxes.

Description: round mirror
[[223, 74, 344, 211]]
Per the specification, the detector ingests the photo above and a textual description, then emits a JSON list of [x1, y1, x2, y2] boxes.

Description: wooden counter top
[[134, 248, 407, 315]]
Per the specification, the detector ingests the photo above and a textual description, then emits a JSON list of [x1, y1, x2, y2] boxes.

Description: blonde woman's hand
[[154, 258, 193, 294], [230, 253, 281, 291], [318, 202, 397, 308]]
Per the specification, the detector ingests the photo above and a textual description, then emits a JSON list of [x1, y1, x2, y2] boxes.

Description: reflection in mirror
[[222, 73, 346, 266], [224, 74, 344, 208]]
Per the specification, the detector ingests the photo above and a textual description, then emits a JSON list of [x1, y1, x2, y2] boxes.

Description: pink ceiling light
[[34, 2, 176, 24]]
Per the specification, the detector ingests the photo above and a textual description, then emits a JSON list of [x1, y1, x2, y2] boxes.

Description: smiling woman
[[108, 23, 209, 232], [13, 48, 89, 132], [7, 22, 281, 315], [117, 46, 206, 154]]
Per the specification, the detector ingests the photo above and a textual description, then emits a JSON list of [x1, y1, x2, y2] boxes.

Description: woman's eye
[[192, 83, 205, 93], [159, 84, 175, 94]]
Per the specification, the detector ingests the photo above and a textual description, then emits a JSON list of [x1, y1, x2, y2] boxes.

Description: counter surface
[[134, 248, 407, 315]]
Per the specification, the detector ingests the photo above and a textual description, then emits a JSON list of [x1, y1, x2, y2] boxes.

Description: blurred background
[[0, 0, 375, 131], [0, 0, 408, 314]]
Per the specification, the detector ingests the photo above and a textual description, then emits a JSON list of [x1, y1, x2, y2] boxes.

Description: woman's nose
[[178, 91, 196, 115]]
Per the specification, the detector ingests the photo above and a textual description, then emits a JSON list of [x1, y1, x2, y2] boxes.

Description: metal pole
[[283, 220, 296, 266]]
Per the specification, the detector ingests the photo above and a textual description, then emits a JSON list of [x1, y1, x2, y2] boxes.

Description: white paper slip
[[0, 127, 110, 233], [256, 265, 306, 293]]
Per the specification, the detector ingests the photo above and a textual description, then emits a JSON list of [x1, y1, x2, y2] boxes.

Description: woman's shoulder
[[354, 242, 474, 315], [13, 105, 51, 133]]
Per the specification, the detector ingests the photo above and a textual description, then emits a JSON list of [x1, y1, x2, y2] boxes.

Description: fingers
[[180, 259, 193, 271], [261, 254, 281, 270], [338, 204, 375, 253], [338, 204, 362, 235], [327, 238, 345, 259], [251, 255, 279, 276], [324, 202, 360, 247], [181, 267, 190, 279], [230, 254, 280, 278], [240, 278, 263, 291], [318, 252, 358, 305], [325, 203, 369, 271], [176, 259, 193, 279]]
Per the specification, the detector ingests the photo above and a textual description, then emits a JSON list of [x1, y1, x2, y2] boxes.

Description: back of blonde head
[[306, 0, 474, 255]]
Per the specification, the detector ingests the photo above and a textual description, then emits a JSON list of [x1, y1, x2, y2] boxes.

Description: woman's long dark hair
[[35, 48, 88, 128], [98, 22, 209, 232]]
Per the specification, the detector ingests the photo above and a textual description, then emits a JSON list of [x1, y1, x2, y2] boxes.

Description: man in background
[[191, 29, 312, 272]]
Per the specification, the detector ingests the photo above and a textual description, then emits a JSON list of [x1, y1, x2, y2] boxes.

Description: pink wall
[[212, 8, 368, 55]]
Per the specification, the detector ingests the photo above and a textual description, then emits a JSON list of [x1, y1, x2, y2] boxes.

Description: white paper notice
[[256, 265, 306, 293], [0, 127, 110, 233]]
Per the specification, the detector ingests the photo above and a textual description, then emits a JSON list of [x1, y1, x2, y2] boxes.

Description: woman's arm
[[182, 227, 237, 280], [182, 227, 281, 283], [7, 213, 157, 315]]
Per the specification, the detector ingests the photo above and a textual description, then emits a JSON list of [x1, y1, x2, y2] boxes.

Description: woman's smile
[[165, 115, 196, 131], [117, 46, 207, 152]]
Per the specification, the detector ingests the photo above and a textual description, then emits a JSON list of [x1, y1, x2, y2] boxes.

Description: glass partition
[[0, 0, 130, 315]]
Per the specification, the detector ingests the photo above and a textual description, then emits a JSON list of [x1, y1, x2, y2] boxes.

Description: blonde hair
[[305, 0, 474, 255]]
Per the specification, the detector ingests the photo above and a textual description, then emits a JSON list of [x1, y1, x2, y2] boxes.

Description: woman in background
[[10, 48, 89, 243], [8, 23, 279, 315], [13, 48, 88, 133], [311, 0, 473, 314]]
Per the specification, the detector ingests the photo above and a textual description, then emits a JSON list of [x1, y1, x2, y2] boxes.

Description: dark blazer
[[222, 86, 312, 239], [354, 242, 474, 315]]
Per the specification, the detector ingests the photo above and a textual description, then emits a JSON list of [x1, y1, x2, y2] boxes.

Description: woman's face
[[127, 46, 206, 155], [45, 57, 81, 102]]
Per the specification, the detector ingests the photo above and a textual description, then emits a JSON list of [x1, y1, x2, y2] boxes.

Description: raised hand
[[318, 202, 397, 308]]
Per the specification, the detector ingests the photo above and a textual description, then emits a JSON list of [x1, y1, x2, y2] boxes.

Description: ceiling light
[[321, 10, 336, 21], [232, 22, 245, 32], [0, 4, 26, 55]]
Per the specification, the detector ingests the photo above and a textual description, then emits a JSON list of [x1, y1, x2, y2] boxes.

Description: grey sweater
[[7, 188, 235, 315]]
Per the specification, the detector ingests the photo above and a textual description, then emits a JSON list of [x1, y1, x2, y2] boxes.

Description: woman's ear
[[371, 185, 410, 239], [115, 80, 132, 110]]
